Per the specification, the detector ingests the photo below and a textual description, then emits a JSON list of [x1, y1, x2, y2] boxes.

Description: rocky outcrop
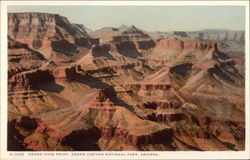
[[15, 117, 38, 133], [184, 114, 245, 140], [61, 128, 101, 151], [113, 25, 151, 41], [9, 115, 174, 151], [8, 38, 47, 77], [235, 103, 245, 111], [85, 88, 175, 147], [8, 12, 89, 41], [149, 30, 244, 42], [113, 40, 142, 58], [155, 39, 217, 51], [227, 52, 245, 66], [8, 65, 84, 90], [110, 26, 156, 57], [88, 88, 117, 108], [192, 115, 245, 130], [111, 39, 155, 51], [173, 31, 189, 37], [87, 44, 114, 59], [122, 84, 171, 91], [174, 129, 211, 139], [85, 62, 142, 76], [51, 65, 84, 81], [12, 117, 68, 151], [207, 64, 236, 82], [147, 113, 186, 123], [199, 31, 245, 41], [99, 126, 173, 146], [8, 13, 98, 56], [170, 63, 193, 76], [136, 101, 182, 110], [8, 69, 54, 90], [135, 40, 156, 50], [9, 64, 84, 90], [141, 59, 167, 65]]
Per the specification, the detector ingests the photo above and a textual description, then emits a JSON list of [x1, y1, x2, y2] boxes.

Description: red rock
[[155, 39, 217, 51], [122, 84, 171, 91]]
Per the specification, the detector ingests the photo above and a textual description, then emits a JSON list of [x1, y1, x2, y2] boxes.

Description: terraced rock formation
[[8, 12, 245, 151]]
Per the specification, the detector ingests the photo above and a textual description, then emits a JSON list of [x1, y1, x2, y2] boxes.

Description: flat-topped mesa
[[8, 12, 99, 51], [111, 25, 156, 51], [155, 39, 218, 51]]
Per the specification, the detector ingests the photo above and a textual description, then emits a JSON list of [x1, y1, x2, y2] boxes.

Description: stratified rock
[[8, 38, 47, 77]]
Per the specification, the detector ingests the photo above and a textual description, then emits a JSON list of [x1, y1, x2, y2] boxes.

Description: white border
[[1, 1, 249, 160]]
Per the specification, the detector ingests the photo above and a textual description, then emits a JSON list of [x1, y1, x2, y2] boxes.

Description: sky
[[8, 6, 245, 32]]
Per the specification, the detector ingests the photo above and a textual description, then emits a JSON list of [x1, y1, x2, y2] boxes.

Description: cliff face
[[8, 13, 99, 58], [99, 126, 173, 146], [136, 101, 182, 110], [199, 31, 244, 41], [8, 64, 86, 91], [107, 26, 156, 58], [122, 84, 171, 91], [8, 13, 93, 41], [51, 65, 84, 81], [147, 113, 186, 123], [149, 30, 245, 42], [155, 39, 217, 51], [8, 38, 47, 77], [8, 69, 54, 90], [148, 39, 219, 63], [149, 30, 245, 54]]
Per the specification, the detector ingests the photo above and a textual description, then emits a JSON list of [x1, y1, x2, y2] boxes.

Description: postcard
[[0, 1, 249, 159]]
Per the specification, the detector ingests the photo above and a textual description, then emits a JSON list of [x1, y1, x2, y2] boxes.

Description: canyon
[[7, 12, 245, 151]]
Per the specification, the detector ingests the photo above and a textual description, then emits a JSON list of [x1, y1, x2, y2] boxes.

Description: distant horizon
[[8, 6, 245, 32]]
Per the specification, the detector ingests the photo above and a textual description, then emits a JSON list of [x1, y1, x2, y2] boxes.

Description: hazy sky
[[8, 6, 245, 32]]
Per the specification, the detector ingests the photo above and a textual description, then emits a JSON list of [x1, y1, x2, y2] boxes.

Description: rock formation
[[7, 12, 245, 151]]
